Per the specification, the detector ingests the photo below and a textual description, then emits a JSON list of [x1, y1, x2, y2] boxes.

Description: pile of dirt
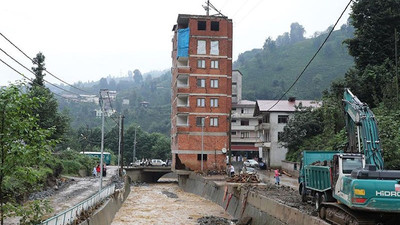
[[251, 183, 317, 216]]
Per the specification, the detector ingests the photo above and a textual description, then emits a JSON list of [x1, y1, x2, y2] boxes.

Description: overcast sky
[[0, 0, 352, 86]]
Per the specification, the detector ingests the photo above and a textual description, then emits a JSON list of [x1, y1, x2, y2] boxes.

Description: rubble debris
[[197, 216, 231, 225], [226, 174, 260, 183], [162, 190, 178, 198], [237, 216, 252, 225], [282, 170, 292, 177]]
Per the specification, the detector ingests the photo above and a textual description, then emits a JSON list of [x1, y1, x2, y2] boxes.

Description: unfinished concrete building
[[171, 14, 233, 171]]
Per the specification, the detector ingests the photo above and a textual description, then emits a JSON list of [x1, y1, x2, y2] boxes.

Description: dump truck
[[298, 89, 400, 225]]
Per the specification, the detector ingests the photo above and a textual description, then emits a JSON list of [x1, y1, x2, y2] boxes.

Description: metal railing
[[41, 184, 115, 225]]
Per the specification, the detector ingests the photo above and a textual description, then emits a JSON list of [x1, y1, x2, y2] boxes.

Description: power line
[[0, 47, 81, 96], [266, 0, 353, 111], [0, 32, 90, 94], [0, 57, 68, 99], [234, 0, 263, 26]]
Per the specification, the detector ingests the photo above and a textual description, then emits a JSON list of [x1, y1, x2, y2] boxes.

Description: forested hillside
[[58, 69, 171, 136], [234, 22, 355, 100]]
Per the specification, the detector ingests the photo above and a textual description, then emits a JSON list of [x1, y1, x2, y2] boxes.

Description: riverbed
[[111, 182, 232, 225]]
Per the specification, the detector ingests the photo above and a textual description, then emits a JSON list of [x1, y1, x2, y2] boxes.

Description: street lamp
[[133, 126, 140, 166]]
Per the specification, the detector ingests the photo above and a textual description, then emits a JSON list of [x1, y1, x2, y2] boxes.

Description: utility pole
[[133, 126, 139, 166], [120, 114, 124, 175], [117, 114, 122, 176], [228, 111, 232, 165], [206, 0, 210, 16], [99, 89, 108, 191], [395, 28, 399, 106]]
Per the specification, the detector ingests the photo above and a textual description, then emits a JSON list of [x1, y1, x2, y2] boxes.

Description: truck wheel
[[301, 184, 307, 202], [319, 206, 326, 220]]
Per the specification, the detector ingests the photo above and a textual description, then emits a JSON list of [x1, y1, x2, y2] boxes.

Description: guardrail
[[41, 184, 116, 225]]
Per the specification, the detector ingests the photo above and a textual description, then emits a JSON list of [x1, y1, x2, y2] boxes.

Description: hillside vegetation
[[234, 22, 355, 100]]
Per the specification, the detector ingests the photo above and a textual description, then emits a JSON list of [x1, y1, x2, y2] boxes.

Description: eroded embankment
[[178, 173, 329, 225]]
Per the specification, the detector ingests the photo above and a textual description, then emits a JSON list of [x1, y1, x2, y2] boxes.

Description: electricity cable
[[0, 57, 68, 99], [265, 0, 353, 112], [0, 32, 90, 94], [0, 47, 81, 96]]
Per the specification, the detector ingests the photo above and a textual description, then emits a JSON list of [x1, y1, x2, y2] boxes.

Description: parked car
[[240, 167, 256, 175], [244, 159, 259, 168], [151, 159, 166, 166], [130, 160, 141, 167]]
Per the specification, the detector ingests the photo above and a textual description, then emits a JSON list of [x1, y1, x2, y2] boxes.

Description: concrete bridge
[[125, 166, 172, 183]]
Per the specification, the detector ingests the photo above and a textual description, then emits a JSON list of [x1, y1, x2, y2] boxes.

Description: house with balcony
[[231, 100, 259, 160], [253, 98, 320, 168]]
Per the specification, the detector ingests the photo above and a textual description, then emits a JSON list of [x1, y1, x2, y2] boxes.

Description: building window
[[198, 21, 206, 30], [241, 132, 250, 138], [197, 98, 205, 107], [231, 119, 237, 123], [278, 132, 284, 141], [278, 115, 289, 123], [241, 119, 249, 126], [210, 98, 218, 107], [231, 131, 237, 135], [210, 40, 219, 55], [210, 79, 219, 88], [197, 59, 206, 68], [197, 40, 206, 54], [211, 21, 219, 31], [197, 78, 206, 87], [196, 117, 205, 126], [197, 154, 208, 160], [211, 60, 219, 69], [210, 117, 218, 127]]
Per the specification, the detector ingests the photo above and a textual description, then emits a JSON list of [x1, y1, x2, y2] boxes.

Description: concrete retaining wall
[[178, 173, 328, 225], [281, 160, 300, 178], [80, 176, 131, 225]]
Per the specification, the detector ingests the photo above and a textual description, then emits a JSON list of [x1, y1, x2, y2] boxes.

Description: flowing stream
[[111, 182, 231, 225]]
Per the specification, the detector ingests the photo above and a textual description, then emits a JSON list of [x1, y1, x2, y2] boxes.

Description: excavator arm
[[343, 88, 384, 170]]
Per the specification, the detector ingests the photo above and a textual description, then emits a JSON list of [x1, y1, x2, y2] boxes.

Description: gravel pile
[[197, 216, 232, 225], [29, 178, 73, 200]]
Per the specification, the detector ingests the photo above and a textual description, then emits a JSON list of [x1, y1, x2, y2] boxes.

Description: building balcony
[[255, 123, 270, 131], [255, 141, 271, 148], [231, 112, 255, 119], [231, 125, 256, 131], [231, 137, 259, 143]]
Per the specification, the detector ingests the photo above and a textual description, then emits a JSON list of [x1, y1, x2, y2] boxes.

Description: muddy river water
[[111, 182, 231, 225]]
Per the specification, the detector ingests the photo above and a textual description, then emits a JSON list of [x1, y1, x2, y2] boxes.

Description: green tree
[[345, 0, 400, 70], [30, 52, 69, 141], [30, 52, 45, 87], [0, 83, 55, 224]]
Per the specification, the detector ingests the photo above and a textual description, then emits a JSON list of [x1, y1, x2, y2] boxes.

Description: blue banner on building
[[177, 28, 190, 58]]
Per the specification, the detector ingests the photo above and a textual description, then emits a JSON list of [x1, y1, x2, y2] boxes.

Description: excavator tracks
[[319, 202, 397, 225]]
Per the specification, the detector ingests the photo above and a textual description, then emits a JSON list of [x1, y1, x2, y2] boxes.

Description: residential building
[[253, 98, 321, 168], [230, 70, 258, 160], [171, 14, 233, 171], [231, 100, 259, 160]]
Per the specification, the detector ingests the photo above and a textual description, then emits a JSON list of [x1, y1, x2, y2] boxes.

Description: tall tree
[[343, 0, 400, 107], [30, 52, 46, 87], [30, 52, 69, 140], [133, 69, 143, 84], [345, 0, 400, 70], [289, 22, 306, 44]]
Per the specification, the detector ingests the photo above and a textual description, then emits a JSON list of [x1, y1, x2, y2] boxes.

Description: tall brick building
[[171, 14, 233, 171]]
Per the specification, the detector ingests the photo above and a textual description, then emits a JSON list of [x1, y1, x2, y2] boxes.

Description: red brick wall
[[171, 15, 232, 171]]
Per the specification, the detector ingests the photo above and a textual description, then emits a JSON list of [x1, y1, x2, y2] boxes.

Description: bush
[[61, 160, 81, 175]]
